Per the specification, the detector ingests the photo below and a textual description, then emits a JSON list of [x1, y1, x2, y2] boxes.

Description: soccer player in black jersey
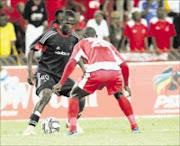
[[24, 10, 86, 135]]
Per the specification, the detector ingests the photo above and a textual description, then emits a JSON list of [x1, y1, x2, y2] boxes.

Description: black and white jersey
[[30, 27, 79, 78], [23, 0, 47, 27]]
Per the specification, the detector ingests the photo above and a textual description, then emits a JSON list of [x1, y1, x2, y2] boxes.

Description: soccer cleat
[[132, 128, 140, 133], [65, 130, 77, 136], [23, 129, 37, 136], [23, 126, 37, 136], [66, 120, 84, 133]]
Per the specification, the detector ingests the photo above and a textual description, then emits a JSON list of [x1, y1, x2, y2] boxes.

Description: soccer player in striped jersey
[[24, 10, 85, 135], [53, 27, 140, 135]]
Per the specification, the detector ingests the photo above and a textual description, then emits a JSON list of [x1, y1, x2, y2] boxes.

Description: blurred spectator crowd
[[0, 0, 179, 65]]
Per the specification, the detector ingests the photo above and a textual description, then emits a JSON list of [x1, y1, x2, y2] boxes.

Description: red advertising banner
[[1, 62, 179, 120]]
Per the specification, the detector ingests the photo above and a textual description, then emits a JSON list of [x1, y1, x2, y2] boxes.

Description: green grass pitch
[[1, 117, 179, 145]]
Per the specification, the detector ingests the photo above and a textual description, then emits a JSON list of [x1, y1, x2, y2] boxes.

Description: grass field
[[1, 117, 179, 146]]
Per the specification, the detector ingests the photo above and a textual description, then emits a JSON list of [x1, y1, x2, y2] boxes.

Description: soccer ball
[[42, 117, 60, 134]]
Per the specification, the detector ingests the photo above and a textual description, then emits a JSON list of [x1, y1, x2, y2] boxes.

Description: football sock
[[68, 98, 79, 132], [29, 111, 41, 127], [118, 96, 138, 130]]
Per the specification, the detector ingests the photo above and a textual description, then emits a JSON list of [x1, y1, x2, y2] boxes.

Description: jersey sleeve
[[30, 29, 57, 51], [110, 43, 125, 65], [70, 40, 87, 62], [120, 62, 129, 86], [59, 59, 77, 85]]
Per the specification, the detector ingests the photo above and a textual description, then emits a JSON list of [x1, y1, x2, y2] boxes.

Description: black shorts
[[34, 72, 75, 97]]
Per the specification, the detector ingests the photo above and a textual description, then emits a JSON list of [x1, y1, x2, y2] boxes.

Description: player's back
[[81, 38, 121, 63], [79, 38, 124, 72]]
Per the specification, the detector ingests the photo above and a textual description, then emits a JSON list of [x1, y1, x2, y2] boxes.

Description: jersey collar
[[56, 27, 71, 37]]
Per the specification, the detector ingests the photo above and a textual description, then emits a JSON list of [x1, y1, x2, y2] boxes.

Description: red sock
[[118, 96, 138, 130], [68, 98, 79, 132]]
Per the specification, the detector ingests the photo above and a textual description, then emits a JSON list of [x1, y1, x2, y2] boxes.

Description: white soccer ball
[[42, 117, 60, 134]]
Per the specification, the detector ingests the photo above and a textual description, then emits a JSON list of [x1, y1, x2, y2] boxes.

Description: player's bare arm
[[27, 50, 35, 85]]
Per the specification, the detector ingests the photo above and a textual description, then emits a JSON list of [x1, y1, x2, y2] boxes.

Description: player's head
[[75, 28, 83, 40], [82, 27, 97, 38], [61, 10, 76, 34], [157, 7, 165, 19], [0, 13, 7, 27]]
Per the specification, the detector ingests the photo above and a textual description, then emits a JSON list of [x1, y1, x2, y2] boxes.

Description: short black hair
[[83, 27, 96, 38], [62, 10, 76, 20], [55, 9, 63, 17]]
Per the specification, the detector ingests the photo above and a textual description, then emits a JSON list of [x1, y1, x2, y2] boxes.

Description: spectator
[[0, 13, 17, 57], [109, 11, 122, 51], [138, 0, 159, 26], [14, 2, 25, 55], [50, 9, 63, 28], [150, 7, 176, 52], [23, 0, 48, 58], [0, 0, 13, 21], [0, 13, 22, 65], [72, 11, 86, 31], [121, 8, 149, 52], [87, 10, 109, 41], [164, 0, 180, 49]]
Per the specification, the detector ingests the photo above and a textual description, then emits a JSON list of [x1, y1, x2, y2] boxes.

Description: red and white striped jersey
[[70, 38, 125, 72]]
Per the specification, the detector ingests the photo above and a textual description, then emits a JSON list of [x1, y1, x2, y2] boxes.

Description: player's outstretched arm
[[27, 50, 35, 85], [120, 62, 131, 97], [53, 59, 77, 94]]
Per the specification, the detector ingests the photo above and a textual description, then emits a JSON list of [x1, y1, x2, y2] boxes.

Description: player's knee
[[41, 89, 52, 105], [70, 87, 80, 99], [114, 91, 123, 100]]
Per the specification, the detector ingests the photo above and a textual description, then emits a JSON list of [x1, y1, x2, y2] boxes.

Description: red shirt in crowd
[[45, 0, 65, 25], [123, 19, 149, 52], [72, 20, 86, 31], [66, 0, 105, 20], [149, 17, 176, 52]]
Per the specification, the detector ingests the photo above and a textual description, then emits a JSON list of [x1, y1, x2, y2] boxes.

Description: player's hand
[[124, 86, 131, 97], [53, 83, 63, 95], [27, 71, 34, 85]]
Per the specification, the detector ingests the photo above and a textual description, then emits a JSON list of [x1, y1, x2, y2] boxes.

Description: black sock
[[29, 114, 40, 127]]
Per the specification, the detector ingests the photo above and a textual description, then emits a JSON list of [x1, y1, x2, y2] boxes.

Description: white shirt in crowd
[[87, 19, 109, 40]]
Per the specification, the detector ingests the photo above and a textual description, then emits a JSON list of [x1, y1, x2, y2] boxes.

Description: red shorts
[[77, 70, 122, 95]]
